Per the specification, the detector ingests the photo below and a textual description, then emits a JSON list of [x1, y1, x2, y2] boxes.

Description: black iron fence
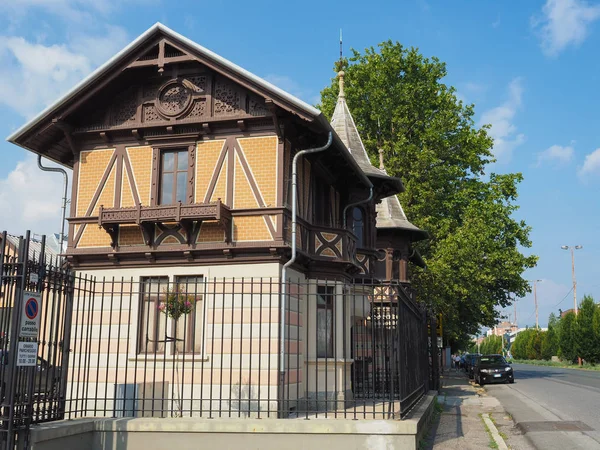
[[0, 232, 73, 450], [62, 276, 429, 420], [1, 232, 434, 447]]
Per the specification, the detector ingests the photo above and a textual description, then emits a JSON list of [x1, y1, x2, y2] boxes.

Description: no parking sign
[[19, 292, 41, 338]]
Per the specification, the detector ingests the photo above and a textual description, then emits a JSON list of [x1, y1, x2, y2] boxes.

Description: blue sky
[[0, 0, 599, 328]]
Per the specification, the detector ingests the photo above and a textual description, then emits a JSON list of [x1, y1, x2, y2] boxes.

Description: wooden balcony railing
[[97, 200, 232, 248]]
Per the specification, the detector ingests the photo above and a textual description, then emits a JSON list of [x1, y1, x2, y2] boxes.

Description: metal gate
[[0, 231, 77, 449]]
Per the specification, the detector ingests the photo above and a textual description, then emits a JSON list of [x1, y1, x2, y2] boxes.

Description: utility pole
[[561, 245, 583, 315], [528, 280, 542, 329]]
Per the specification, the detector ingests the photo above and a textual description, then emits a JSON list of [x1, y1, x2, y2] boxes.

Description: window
[[351, 207, 365, 248], [138, 277, 168, 354], [174, 276, 204, 354], [160, 150, 188, 205], [316, 285, 334, 358], [313, 177, 332, 226], [137, 276, 204, 355]]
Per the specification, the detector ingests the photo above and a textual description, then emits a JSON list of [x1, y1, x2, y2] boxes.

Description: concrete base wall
[[25, 392, 436, 450]]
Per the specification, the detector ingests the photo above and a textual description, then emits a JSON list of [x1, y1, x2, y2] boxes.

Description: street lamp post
[[561, 245, 583, 315]]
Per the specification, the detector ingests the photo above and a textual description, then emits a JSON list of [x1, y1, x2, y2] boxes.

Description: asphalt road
[[485, 363, 600, 450]]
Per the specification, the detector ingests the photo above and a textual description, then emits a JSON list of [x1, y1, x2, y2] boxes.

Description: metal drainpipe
[[37, 155, 68, 255], [279, 132, 332, 413], [342, 186, 373, 228]]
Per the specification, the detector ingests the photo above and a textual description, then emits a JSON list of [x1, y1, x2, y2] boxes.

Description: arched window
[[352, 207, 365, 248]]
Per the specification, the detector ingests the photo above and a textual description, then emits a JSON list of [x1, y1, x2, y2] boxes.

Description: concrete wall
[[25, 392, 436, 450]]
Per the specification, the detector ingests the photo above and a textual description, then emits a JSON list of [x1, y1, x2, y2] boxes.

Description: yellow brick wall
[[78, 224, 112, 248], [210, 158, 227, 202], [92, 165, 116, 214], [233, 152, 258, 208], [233, 216, 272, 241], [76, 149, 115, 216], [197, 221, 225, 243], [196, 140, 226, 204], [237, 136, 278, 207], [126, 146, 152, 206], [118, 225, 144, 246], [120, 168, 135, 208]]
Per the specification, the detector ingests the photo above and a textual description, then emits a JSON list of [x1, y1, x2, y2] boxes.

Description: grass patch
[[480, 414, 499, 449], [512, 359, 600, 371], [418, 398, 444, 450]]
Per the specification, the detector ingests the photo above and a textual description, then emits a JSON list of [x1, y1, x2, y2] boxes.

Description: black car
[[464, 353, 482, 379], [0, 351, 61, 400], [474, 354, 514, 386]]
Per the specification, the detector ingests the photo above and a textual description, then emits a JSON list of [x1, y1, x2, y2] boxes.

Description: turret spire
[[379, 148, 385, 171]]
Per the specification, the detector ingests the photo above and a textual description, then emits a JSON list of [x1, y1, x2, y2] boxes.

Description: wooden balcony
[[283, 214, 359, 268], [97, 200, 232, 248]]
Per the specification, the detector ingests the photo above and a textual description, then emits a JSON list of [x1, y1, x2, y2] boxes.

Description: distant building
[[486, 321, 518, 337]]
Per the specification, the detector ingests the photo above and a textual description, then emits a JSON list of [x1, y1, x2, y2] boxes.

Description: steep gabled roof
[[6, 23, 373, 189], [7, 23, 320, 147], [330, 72, 403, 197], [375, 195, 428, 241]]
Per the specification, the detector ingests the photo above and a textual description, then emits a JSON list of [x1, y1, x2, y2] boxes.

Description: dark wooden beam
[[99, 132, 111, 144], [237, 120, 246, 131], [265, 99, 283, 142]]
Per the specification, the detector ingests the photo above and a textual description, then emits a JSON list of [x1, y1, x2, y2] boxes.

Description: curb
[[482, 413, 509, 450]]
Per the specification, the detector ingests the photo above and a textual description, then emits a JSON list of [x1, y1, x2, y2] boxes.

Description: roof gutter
[[279, 131, 332, 415], [37, 156, 68, 255]]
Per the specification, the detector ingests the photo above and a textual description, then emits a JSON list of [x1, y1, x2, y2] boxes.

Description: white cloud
[[0, 0, 146, 23], [537, 144, 575, 166], [479, 78, 525, 163], [0, 156, 72, 236], [534, 0, 600, 56], [578, 147, 600, 178], [0, 26, 129, 118]]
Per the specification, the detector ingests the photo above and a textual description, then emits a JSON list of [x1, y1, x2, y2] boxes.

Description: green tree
[[541, 313, 560, 360], [479, 335, 503, 355], [575, 296, 597, 364], [511, 329, 530, 360], [525, 329, 544, 360], [559, 312, 577, 363], [319, 42, 537, 343], [593, 304, 600, 363]]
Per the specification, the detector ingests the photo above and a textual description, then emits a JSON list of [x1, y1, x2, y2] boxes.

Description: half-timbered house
[[7, 23, 427, 418]]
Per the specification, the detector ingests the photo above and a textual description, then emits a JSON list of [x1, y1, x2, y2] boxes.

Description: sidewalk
[[422, 369, 533, 449]]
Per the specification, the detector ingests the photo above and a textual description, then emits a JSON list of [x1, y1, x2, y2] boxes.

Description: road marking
[[482, 413, 509, 450]]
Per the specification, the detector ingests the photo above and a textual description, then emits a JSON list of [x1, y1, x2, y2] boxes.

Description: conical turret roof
[[329, 71, 427, 241]]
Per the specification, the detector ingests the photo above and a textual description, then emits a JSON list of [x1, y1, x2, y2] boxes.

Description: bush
[[512, 328, 545, 360], [559, 312, 577, 363], [479, 335, 503, 355], [576, 296, 598, 364]]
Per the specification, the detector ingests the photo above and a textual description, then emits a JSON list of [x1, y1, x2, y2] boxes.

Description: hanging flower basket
[[158, 285, 196, 321]]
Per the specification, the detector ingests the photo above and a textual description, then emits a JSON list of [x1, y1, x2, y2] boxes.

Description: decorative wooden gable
[[72, 38, 272, 134]]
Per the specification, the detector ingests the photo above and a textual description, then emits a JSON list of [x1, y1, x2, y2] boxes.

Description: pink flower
[[185, 301, 192, 308], [158, 303, 166, 311]]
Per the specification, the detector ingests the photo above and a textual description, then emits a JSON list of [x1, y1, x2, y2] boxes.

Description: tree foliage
[[559, 312, 577, 363], [575, 296, 598, 363], [319, 41, 537, 343], [541, 317, 559, 361], [479, 335, 503, 355], [512, 328, 544, 360]]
